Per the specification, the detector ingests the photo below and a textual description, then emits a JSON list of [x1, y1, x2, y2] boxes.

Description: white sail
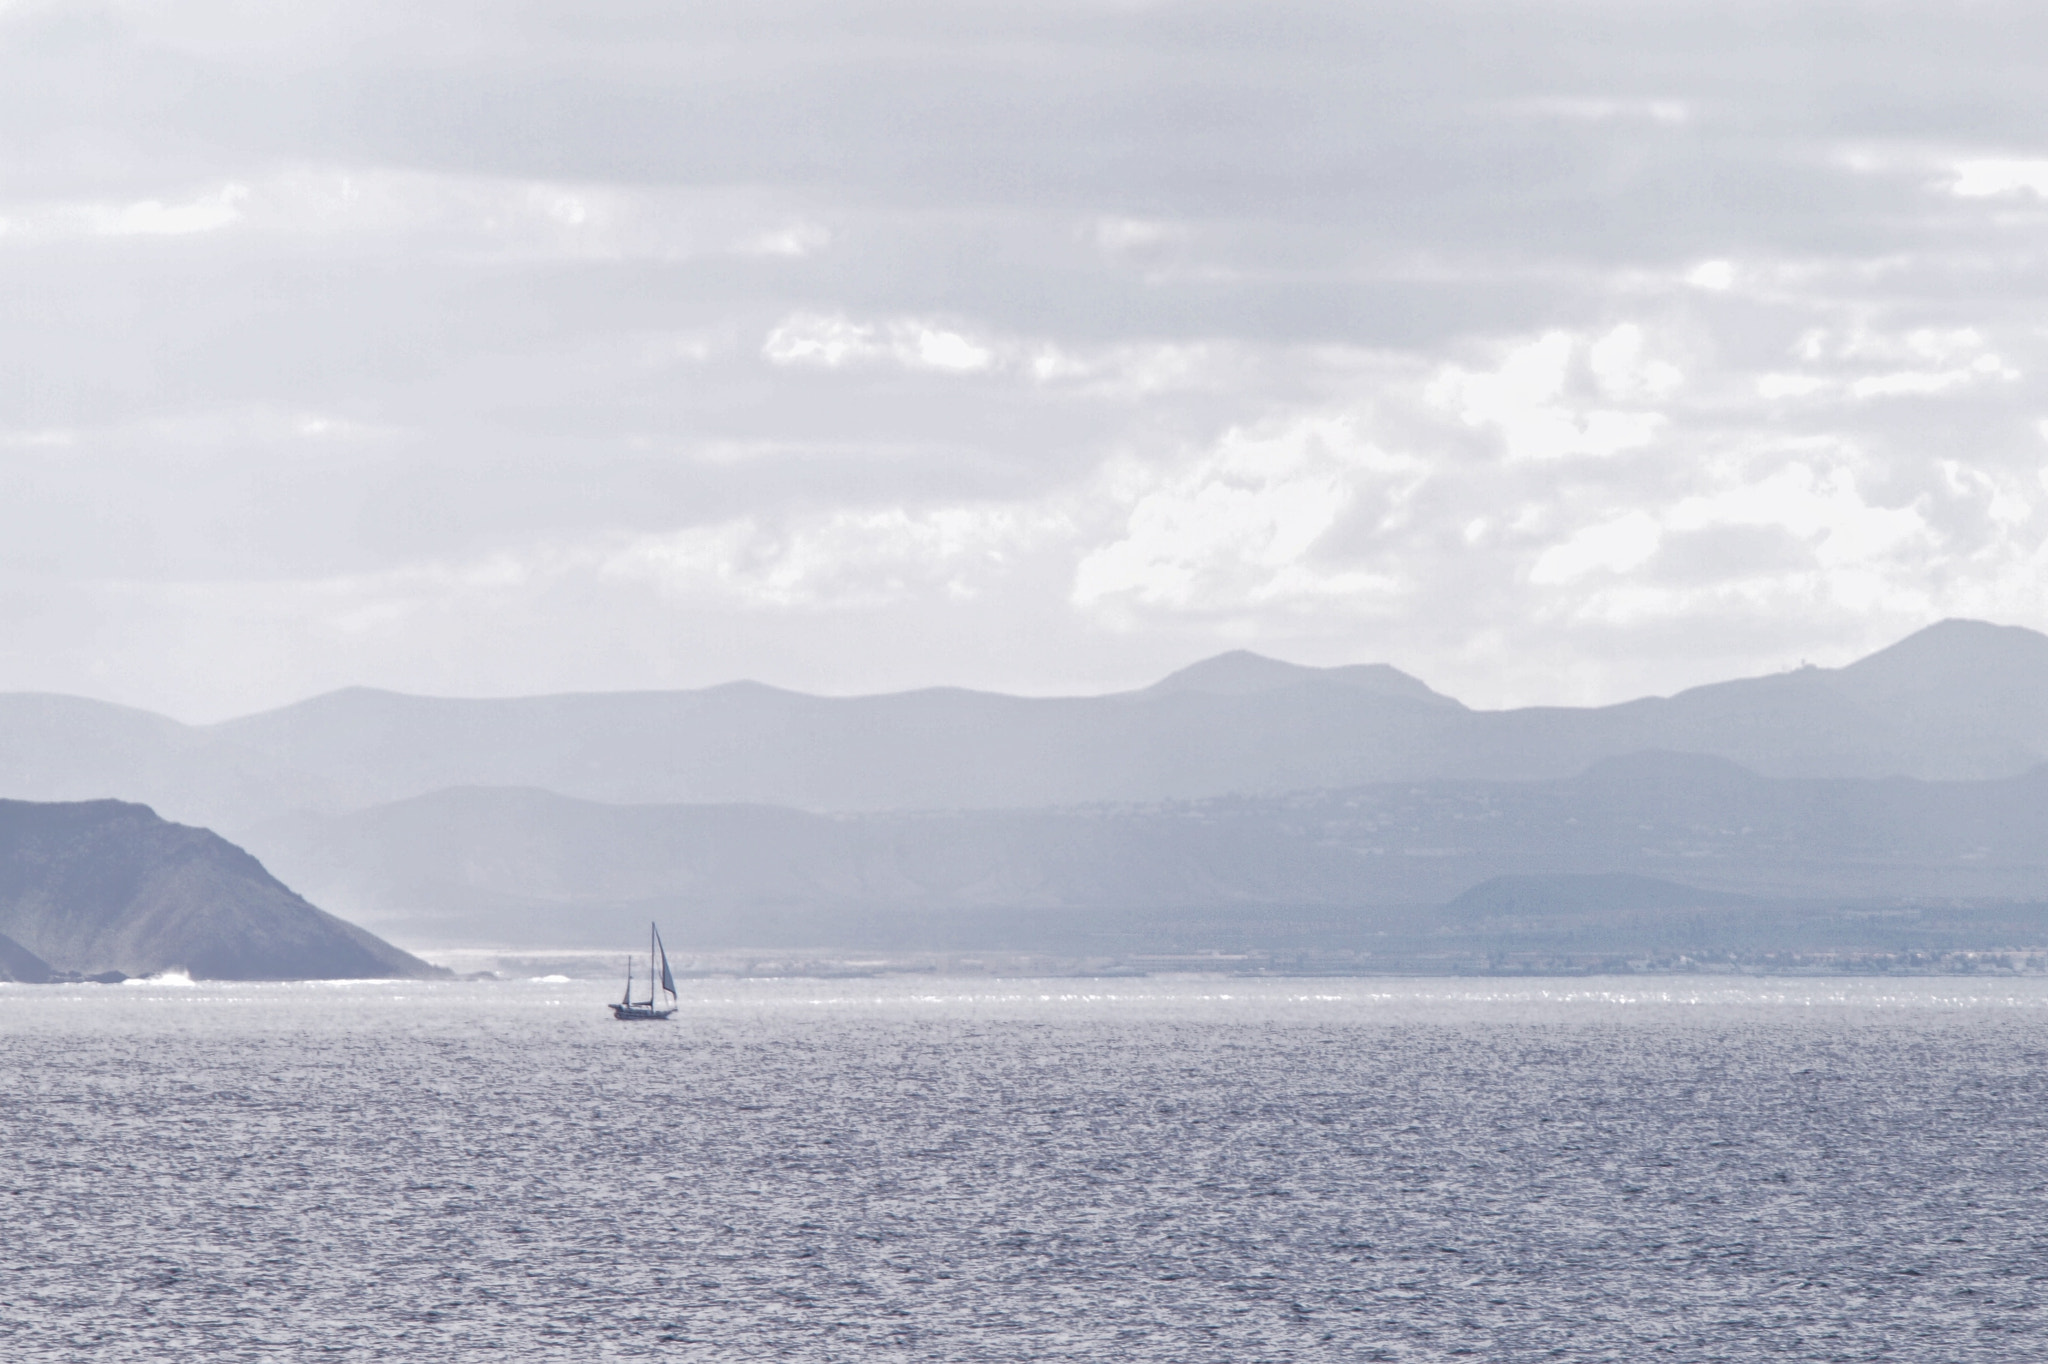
[[609, 920, 678, 1020]]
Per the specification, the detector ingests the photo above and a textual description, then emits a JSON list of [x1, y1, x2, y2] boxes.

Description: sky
[[5, 0, 2048, 720]]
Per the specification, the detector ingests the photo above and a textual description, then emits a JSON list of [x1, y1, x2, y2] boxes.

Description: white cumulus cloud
[[1427, 328, 1674, 462], [1073, 415, 1421, 619], [1529, 512, 1663, 584], [1948, 158, 2048, 198]]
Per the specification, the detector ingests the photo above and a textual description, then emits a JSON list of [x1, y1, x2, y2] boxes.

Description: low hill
[[1445, 874, 1756, 921], [0, 799, 445, 980], [240, 754, 2048, 951]]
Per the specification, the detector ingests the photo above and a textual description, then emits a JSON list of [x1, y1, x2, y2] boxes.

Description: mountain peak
[[1845, 618, 2048, 673], [1837, 618, 2048, 701], [1147, 650, 1319, 695], [1146, 650, 1452, 704]]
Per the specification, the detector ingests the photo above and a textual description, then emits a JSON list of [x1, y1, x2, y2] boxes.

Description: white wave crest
[[123, 968, 197, 987]]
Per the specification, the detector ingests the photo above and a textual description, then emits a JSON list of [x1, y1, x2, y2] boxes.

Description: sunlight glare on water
[[3, 974, 2046, 1360]]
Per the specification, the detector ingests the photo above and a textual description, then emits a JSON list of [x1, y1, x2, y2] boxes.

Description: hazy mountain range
[[6, 617, 2048, 955], [241, 750, 2048, 952], [8, 618, 2048, 829]]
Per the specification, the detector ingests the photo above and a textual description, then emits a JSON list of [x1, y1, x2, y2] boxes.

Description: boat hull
[[609, 1004, 675, 1021]]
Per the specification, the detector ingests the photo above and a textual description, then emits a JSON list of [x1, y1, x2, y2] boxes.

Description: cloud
[[760, 313, 879, 367], [1523, 456, 1938, 626], [1586, 324, 1682, 401], [11, 0, 2048, 717], [754, 315, 1261, 399], [1072, 414, 1421, 620], [1685, 259, 1736, 291], [761, 313, 996, 373], [1519, 97, 1691, 125], [1753, 326, 2020, 403], [1668, 462, 1929, 564], [0, 427, 77, 449], [0, 182, 252, 242], [1948, 158, 2048, 198], [1529, 511, 1663, 584], [1087, 216, 1187, 253], [604, 504, 1069, 610], [1426, 328, 1674, 462], [738, 221, 831, 257], [0, 167, 849, 267], [96, 183, 250, 236]]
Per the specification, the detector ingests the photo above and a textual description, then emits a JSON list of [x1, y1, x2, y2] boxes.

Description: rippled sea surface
[[5, 975, 2048, 1361]]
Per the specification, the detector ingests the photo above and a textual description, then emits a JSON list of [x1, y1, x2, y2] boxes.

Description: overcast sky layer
[[5, 0, 2048, 719]]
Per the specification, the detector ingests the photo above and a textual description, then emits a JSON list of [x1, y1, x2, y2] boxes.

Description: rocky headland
[[0, 798, 443, 980]]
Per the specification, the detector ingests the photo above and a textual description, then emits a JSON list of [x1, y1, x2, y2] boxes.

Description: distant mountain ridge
[[4, 620, 2047, 846]]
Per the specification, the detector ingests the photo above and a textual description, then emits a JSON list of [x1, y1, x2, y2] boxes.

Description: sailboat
[[609, 922, 678, 1021]]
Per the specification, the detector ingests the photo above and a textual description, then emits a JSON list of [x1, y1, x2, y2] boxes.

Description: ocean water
[[3, 976, 2047, 1361]]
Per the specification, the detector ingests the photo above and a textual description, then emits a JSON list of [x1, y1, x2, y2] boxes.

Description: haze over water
[[4, 975, 2044, 1361]]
